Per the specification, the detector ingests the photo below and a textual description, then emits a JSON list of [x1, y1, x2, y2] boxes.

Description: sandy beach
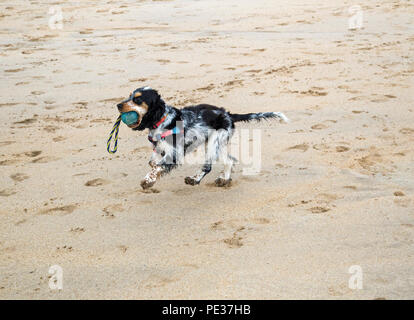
[[0, 0, 413, 299]]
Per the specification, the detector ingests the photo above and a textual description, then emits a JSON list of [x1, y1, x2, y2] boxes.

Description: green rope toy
[[107, 115, 121, 154]]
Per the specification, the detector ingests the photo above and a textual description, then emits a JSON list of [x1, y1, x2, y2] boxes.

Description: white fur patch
[[274, 112, 290, 123]]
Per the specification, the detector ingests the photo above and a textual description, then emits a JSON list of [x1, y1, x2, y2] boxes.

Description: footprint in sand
[[31, 156, 59, 163], [308, 206, 330, 214], [196, 84, 215, 91], [118, 245, 128, 253], [53, 136, 66, 142], [85, 178, 109, 187], [129, 77, 148, 82], [10, 173, 29, 182], [102, 204, 124, 218], [286, 143, 309, 152], [343, 185, 357, 190], [300, 88, 328, 96], [0, 159, 19, 166], [24, 151, 42, 157], [73, 101, 88, 109], [336, 146, 350, 152], [288, 199, 313, 208], [311, 123, 328, 130], [252, 217, 271, 224], [72, 81, 89, 85], [5, 68, 25, 73], [224, 79, 243, 87], [31, 91, 44, 96], [223, 236, 244, 248], [56, 245, 73, 252], [15, 81, 30, 86], [0, 141, 15, 147], [13, 118, 37, 125], [348, 96, 367, 101], [69, 227, 85, 233], [156, 59, 170, 64], [213, 219, 269, 249], [317, 193, 343, 202], [223, 227, 246, 248], [211, 221, 225, 231], [313, 143, 330, 151], [0, 189, 16, 197], [40, 204, 77, 215], [352, 149, 389, 174], [143, 275, 176, 289], [0, 103, 19, 107], [400, 128, 414, 135]]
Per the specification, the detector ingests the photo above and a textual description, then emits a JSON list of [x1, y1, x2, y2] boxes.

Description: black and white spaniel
[[116, 87, 288, 189]]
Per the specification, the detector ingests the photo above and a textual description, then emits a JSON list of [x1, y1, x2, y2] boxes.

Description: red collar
[[148, 126, 181, 149], [153, 112, 168, 129]]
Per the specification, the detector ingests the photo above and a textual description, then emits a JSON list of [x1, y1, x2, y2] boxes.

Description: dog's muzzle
[[117, 98, 148, 129]]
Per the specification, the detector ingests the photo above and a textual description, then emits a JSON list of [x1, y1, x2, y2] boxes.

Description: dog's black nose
[[117, 103, 123, 111]]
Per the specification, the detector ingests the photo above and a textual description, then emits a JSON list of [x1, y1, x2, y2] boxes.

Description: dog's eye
[[133, 97, 142, 104]]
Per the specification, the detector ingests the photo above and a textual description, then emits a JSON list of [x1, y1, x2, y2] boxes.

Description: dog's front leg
[[141, 141, 179, 189], [142, 141, 175, 189], [140, 163, 164, 190], [140, 145, 165, 189]]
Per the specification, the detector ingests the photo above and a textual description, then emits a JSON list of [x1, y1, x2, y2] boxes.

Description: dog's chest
[[148, 119, 208, 155]]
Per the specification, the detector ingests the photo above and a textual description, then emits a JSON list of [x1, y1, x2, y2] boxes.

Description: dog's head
[[117, 87, 165, 131]]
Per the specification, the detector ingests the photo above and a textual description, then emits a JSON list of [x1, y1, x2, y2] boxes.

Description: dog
[[116, 86, 288, 189]]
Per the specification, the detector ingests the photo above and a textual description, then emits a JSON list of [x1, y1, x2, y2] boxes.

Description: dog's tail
[[230, 111, 289, 123]]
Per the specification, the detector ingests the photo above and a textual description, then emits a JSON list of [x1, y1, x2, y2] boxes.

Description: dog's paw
[[214, 177, 232, 187], [184, 176, 199, 186], [141, 179, 155, 190]]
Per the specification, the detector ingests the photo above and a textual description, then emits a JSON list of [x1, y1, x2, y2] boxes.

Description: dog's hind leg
[[184, 162, 211, 186], [184, 129, 227, 186], [184, 142, 215, 186], [214, 147, 234, 187]]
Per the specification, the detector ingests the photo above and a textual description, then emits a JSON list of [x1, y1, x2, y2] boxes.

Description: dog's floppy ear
[[145, 89, 163, 110], [136, 89, 166, 130]]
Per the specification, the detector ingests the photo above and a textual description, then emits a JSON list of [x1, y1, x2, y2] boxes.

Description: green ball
[[121, 111, 139, 125]]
